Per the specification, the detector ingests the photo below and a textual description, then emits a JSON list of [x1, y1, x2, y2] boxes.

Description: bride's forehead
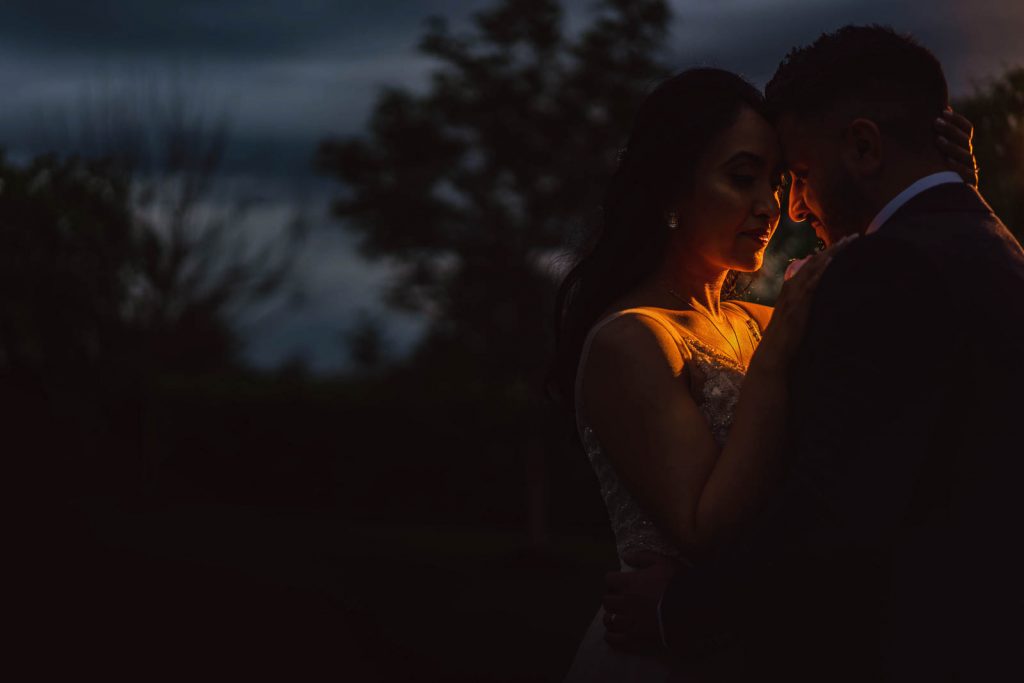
[[710, 114, 781, 162], [726, 107, 777, 139]]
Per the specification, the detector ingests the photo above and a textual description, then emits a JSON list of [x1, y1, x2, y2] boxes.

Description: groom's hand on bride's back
[[602, 551, 679, 652]]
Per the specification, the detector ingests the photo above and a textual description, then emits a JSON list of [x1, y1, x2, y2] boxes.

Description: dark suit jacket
[[661, 183, 1024, 681]]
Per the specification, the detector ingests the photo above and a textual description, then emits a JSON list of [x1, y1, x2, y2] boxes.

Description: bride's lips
[[739, 228, 772, 244]]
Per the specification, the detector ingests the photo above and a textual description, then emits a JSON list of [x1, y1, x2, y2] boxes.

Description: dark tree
[[5, 82, 307, 502], [344, 310, 390, 373], [317, 0, 673, 541], [318, 0, 669, 372], [34, 81, 305, 373], [0, 153, 134, 374], [0, 152, 143, 498]]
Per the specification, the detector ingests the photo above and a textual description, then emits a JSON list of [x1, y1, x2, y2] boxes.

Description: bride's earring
[[667, 211, 679, 231]]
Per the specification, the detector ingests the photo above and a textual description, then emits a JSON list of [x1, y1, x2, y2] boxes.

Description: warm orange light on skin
[[778, 112, 854, 247], [665, 107, 783, 295], [577, 107, 789, 566]]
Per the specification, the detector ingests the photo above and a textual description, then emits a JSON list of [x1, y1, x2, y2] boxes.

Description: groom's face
[[778, 113, 863, 246]]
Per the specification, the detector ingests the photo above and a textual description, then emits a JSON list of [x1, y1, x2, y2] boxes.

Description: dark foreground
[[26, 490, 614, 681]]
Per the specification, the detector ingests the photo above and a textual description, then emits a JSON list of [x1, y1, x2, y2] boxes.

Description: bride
[[549, 68, 976, 680]]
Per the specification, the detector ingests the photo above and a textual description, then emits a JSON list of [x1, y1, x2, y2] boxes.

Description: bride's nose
[[754, 190, 781, 224]]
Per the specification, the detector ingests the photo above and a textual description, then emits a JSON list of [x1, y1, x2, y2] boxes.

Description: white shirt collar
[[784, 171, 964, 282], [865, 171, 963, 235]]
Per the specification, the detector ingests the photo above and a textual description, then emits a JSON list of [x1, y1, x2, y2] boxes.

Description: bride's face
[[672, 106, 783, 273]]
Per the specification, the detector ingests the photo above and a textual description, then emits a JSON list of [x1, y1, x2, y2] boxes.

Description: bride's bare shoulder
[[586, 309, 690, 378]]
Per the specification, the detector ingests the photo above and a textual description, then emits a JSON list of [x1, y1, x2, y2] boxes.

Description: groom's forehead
[[777, 114, 823, 162]]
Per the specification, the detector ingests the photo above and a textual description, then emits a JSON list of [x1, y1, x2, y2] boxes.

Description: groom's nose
[[788, 182, 810, 222]]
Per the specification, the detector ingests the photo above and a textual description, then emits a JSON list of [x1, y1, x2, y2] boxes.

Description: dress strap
[[597, 307, 690, 346], [723, 300, 763, 344]]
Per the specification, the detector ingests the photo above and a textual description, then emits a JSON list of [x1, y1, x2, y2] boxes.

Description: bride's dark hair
[[548, 68, 769, 409]]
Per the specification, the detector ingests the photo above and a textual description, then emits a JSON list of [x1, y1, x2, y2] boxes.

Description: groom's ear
[[841, 118, 883, 177]]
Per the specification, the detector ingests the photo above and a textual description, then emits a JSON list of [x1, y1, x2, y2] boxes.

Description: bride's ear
[[842, 118, 883, 177]]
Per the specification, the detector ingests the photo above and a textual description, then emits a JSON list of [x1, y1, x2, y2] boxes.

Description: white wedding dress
[[564, 307, 750, 682]]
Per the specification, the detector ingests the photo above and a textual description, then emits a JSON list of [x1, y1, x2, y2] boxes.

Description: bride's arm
[[582, 251, 836, 560], [581, 314, 720, 558]]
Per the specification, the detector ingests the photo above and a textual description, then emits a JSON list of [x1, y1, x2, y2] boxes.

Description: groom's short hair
[[765, 25, 949, 151]]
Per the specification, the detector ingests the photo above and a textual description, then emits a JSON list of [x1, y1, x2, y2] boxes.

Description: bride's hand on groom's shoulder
[[754, 236, 856, 373], [602, 551, 680, 653], [935, 107, 978, 186]]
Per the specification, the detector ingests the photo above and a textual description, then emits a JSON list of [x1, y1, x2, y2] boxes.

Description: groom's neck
[[864, 150, 950, 219]]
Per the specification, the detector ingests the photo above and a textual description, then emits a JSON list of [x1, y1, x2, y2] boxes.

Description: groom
[[602, 25, 1024, 681]]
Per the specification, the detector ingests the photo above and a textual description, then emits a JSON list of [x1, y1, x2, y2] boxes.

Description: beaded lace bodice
[[576, 308, 750, 560]]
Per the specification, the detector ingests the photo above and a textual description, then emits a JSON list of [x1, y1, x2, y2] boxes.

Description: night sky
[[4, 0, 1021, 372]]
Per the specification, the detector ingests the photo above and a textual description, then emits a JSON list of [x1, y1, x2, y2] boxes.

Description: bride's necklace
[[667, 288, 743, 363]]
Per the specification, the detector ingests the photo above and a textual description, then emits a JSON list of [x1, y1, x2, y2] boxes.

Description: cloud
[[0, 0, 497, 60], [4, 1, 381, 59], [226, 193, 427, 373], [9, 0, 1020, 180], [665, 0, 1024, 93]]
